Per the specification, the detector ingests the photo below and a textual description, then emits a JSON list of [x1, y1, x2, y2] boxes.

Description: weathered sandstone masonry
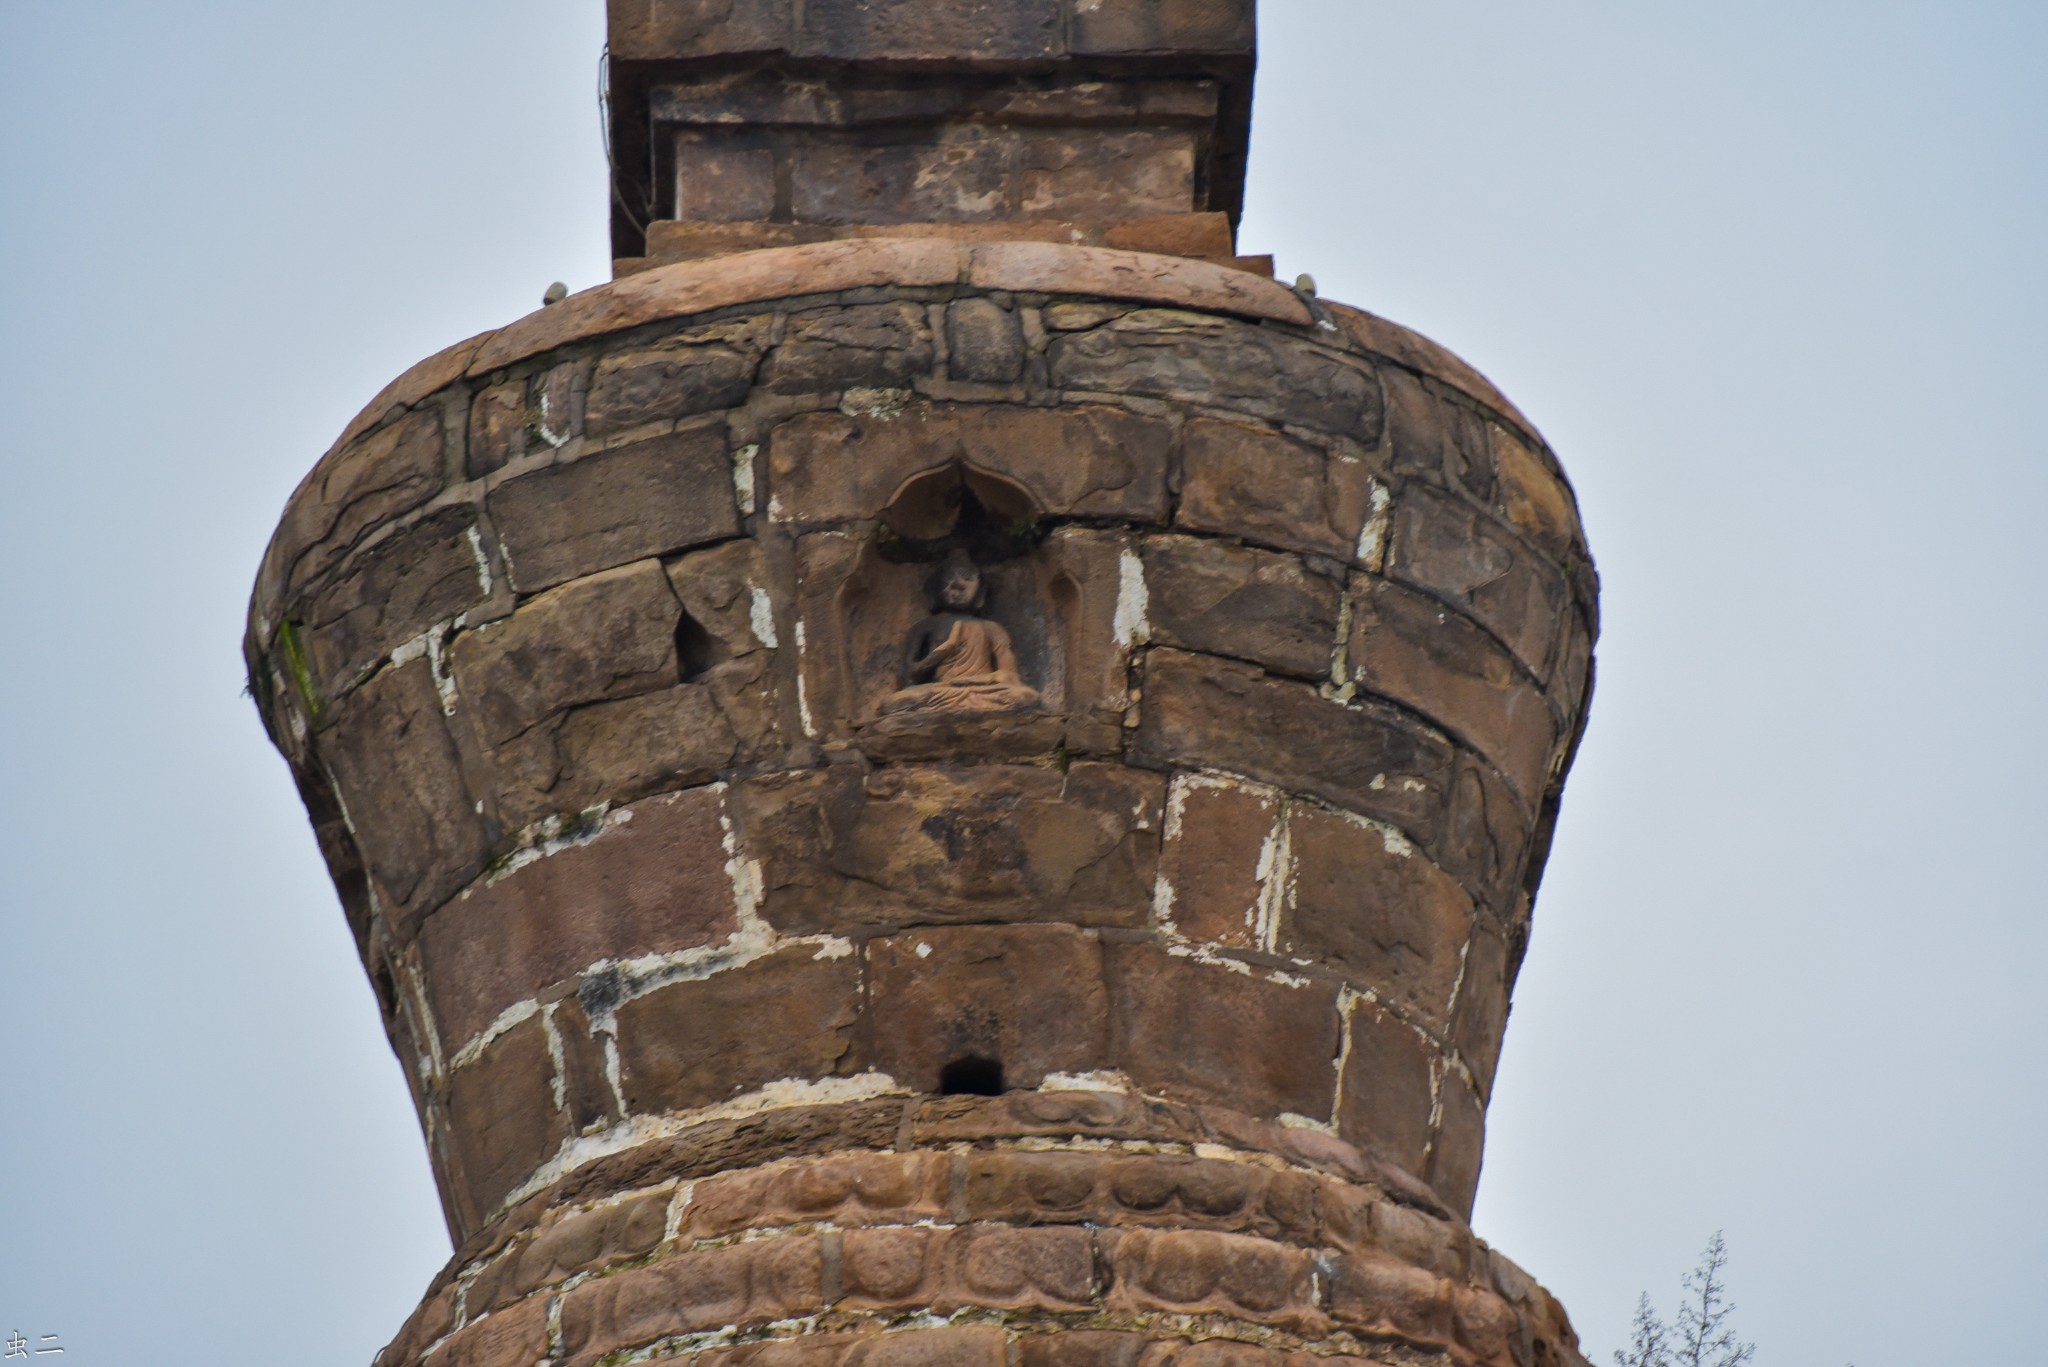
[[249, 6, 1598, 1366]]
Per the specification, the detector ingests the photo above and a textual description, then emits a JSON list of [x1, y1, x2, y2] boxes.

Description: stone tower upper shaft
[[248, 4, 1599, 1365]]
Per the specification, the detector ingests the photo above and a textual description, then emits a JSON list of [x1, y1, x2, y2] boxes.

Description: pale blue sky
[[3, 3, 2043, 1363]]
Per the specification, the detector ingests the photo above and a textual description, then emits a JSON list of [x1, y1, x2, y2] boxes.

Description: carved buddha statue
[[879, 548, 1041, 717]]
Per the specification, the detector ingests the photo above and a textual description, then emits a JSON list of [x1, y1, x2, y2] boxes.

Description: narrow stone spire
[[248, 5, 1600, 1364]]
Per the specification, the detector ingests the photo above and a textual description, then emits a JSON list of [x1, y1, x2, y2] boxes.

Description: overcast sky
[[3, 3, 2043, 1364]]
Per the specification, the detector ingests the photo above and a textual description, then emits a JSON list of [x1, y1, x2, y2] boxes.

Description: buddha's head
[[930, 548, 987, 612]]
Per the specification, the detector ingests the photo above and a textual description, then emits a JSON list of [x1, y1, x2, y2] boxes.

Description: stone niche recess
[[249, 239, 1599, 1367]]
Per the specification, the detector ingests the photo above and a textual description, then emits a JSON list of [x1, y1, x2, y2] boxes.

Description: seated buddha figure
[[879, 549, 1041, 717]]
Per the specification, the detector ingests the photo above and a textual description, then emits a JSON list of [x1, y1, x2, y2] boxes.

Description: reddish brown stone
[[768, 403, 1172, 526], [558, 1237, 825, 1367], [467, 377, 527, 478], [1141, 534, 1341, 680], [420, 788, 739, 1049], [1018, 1331, 1149, 1367], [1070, 0, 1255, 54], [675, 143, 779, 223], [1155, 775, 1278, 949], [1427, 1068, 1487, 1220], [422, 1294, 549, 1367], [1278, 804, 1473, 1030], [867, 924, 1109, 1091], [614, 944, 862, 1112], [276, 406, 448, 593], [607, 0, 790, 60], [737, 763, 1163, 933], [794, 0, 1060, 61], [1107, 1229, 1323, 1332], [444, 1015, 570, 1226], [550, 994, 622, 1134], [1103, 212, 1235, 259], [1490, 422, 1581, 560], [1328, 1252, 1453, 1349], [583, 334, 760, 437], [839, 1225, 1094, 1313], [945, 296, 1025, 383], [1131, 649, 1453, 849], [963, 244, 1310, 327], [299, 508, 488, 700], [1386, 484, 1564, 680], [1019, 130, 1196, 220], [1382, 367, 1493, 501], [470, 1188, 668, 1311], [487, 429, 739, 592], [1108, 941, 1338, 1120], [684, 1151, 951, 1237], [1336, 1001, 1436, 1180], [1449, 924, 1511, 1099], [1348, 576, 1556, 804], [487, 682, 744, 832], [449, 559, 681, 749], [1047, 312, 1381, 439], [846, 1329, 1008, 1367], [762, 301, 934, 391], [319, 658, 489, 919], [1176, 417, 1377, 563]]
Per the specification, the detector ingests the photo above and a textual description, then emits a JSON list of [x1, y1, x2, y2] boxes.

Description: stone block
[[1140, 534, 1341, 680], [299, 508, 487, 700], [558, 1237, 825, 1367], [276, 406, 447, 593], [791, 138, 1013, 226], [795, 0, 1060, 61], [847, 1329, 1008, 1367], [962, 1151, 1316, 1246], [1381, 367, 1493, 501], [449, 559, 682, 749], [684, 1151, 951, 1237], [614, 944, 862, 1113], [675, 142, 778, 222], [763, 301, 935, 391], [839, 1225, 1094, 1313], [1107, 1229, 1323, 1333], [1448, 923, 1510, 1099], [1070, 0, 1255, 54], [1047, 312, 1382, 440], [1336, 999, 1434, 1181], [769, 404, 1172, 526], [1278, 804, 1473, 1030], [1103, 212, 1236, 259], [735, 763, 1163, 933], [1347, 577, 1556, 804], [487, 429, 739, 592], [467, 377, 527, 478], [444, 1015, 570, 1224], [551, 995, 623, 1134], [422, 1294, 550, 1367], [1018, 1331, 1148, 1367], [1328, 1252, 1453, 1350], [420, 788, 739, 1049], [1386, 484, 1564, 679], [319, 658, 489, 920], [1133, 1343, 1285, 1367], [607, 0, 791, 60], [470, 1189, 669, 1311], [867, 924, 1110, 1091], [1131, 649, 1453, 849], [487, 682, 745, 833], [1427, 1068, 1486, 1220], [1176, 417, 1377, 563], [1154, 774, 1279, 949], [1018, 130, 1196, 220], [1107, 941, 1339, 1121], [584, 337, 759, 437], [945, 297, 1025, 383], [1489, 421, 1580, 560], [1039, 527, 1144, 752]]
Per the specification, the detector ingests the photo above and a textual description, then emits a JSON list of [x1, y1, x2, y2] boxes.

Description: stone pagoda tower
[[246, 4, 1599, 1364]]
